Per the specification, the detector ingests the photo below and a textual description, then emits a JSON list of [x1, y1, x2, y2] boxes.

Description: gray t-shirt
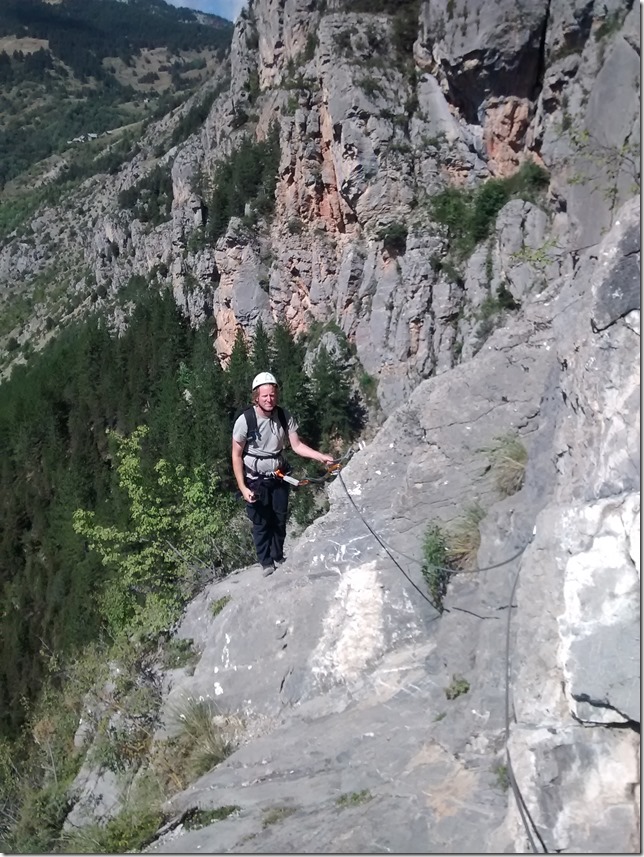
[[232, 407, 298, 477]]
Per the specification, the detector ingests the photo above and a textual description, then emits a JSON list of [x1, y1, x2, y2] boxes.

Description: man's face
[[256, 384, 277, 412]]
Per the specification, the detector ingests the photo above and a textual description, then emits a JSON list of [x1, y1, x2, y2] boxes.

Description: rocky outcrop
[[131, 196, 638, 854]]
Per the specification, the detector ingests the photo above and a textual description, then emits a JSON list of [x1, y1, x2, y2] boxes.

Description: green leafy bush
[[160, 638, 200, 670], [73, 425, 238, 641], [430, 161, 550, 260], [59, 775, 165, 854], [184, 806, 240, 829], [211, 595, 231, 617], [336, 789, 373, 807]]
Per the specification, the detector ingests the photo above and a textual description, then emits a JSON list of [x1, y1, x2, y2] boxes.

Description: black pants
[[245, 478, 290, 567]]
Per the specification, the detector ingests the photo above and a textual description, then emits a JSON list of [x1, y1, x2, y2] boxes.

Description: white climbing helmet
[[252, 371, 278, 390]]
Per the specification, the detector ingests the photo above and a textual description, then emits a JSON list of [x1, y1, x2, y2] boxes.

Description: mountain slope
[[0, 0, 233, 188]]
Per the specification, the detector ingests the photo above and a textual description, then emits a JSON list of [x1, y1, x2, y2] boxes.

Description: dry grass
[[152, 697, 243, 793], [482, 432, 528, 496], [262, 806, 296, 828], [446, 503, 486, 571]]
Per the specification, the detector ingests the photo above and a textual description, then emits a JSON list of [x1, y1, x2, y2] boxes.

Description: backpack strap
[[243, 405, 258, 442], [275, 406, 289, 437], [242, 405, 290, 461]]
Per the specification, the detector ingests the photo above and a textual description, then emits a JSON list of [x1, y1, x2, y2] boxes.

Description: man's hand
[[241, 485, 256, 503], [319, 453, 335, 464]]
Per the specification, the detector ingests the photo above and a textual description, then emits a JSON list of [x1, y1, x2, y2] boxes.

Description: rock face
[[1, 0, 638, 410], [138, 197, 639, 854], [1, 0, 640, 851]]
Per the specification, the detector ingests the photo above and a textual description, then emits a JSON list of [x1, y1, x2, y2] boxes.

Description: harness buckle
[[275, 469, 300, 487]]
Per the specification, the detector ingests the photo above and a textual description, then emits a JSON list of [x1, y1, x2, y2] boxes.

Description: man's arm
[[232, 438, 255, 503], [289, 431, 335, 464]]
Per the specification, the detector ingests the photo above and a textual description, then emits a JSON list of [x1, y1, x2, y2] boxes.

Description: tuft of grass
[[59, 773, 165, 853], [211, 595, 231, 617], [446, 503, 486, 571], [482, 432, 528, 497], [184, 805, 240, 829], [262, 806, 296, 827], [153, 698, 242, 791], [445, 675, 470, 700], [336, 789, 373, 807]]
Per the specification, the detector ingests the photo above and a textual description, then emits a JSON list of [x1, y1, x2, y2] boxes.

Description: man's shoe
[[262, 562, 275, 577], [273, 556, 286, 565]]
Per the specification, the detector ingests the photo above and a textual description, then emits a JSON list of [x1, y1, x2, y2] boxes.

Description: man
[[232, 372, 335, 576]]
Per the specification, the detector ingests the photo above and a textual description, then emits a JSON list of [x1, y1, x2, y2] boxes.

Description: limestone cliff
[[1, 0, 638, 413], [0, 0, 639, 852]]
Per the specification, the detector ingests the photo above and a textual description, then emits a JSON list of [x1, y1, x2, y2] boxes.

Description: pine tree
[[310, 345, 352, 446], [226, 329, 253, 410], [270, 323, 315, 442], [251, 319, 272, 373]]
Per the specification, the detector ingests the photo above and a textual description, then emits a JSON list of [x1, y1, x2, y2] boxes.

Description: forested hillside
[[0, 282, 361, 739], [0, 0, 233, 188]]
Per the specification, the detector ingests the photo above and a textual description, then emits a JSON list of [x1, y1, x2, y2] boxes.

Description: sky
[[167, 0, 247, 21]]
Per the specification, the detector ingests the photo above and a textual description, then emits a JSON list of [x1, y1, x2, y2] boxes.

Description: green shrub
[[479, 284, 520, 321], [334, 28, 356, 56], [184, 806, 240, 829], [336, 789, 373, 807], [377, 221, 407, 255], [303, 32, 318, 61], [358, 371, 378, 405], [8, 782, 72, 853], [594, 10, 623, 40], [162, 697, 242, 783], [211, 595, 231, 617], [421, 523, 451, 612], [59, 776, 165, 853], [445, 675, 470, 700], [357, 75, 384, 98], [493, 762, 510, 791], [160, 637, 200, 670], [287, 217, 304, 234], [430, 161, 550, 260]]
